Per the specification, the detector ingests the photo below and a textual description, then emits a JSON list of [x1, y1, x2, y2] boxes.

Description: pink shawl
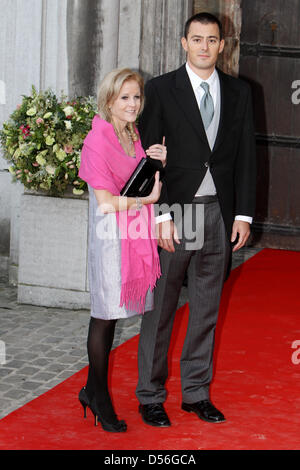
[[79, 115, 161, 313]]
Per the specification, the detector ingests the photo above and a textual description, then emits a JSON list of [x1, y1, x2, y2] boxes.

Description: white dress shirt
[[156, 63, 252, 225], [186, 62, 219, 196]]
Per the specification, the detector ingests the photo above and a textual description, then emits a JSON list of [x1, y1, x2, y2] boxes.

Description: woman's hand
[[145, 137, 167, 167], [142, 171, 162, 205]]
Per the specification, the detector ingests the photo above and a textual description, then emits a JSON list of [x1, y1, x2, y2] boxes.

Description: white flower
[[36, 150, 48, 166], [73, 188, 84, 195], [26, 107, 37, 116], [64, 120, 72, 130], [43, 112, 53, 119], [63, 106, 74, 116], [46, 135, 55, 146], [45, 165, 56, 175], [56, 149, 67, 161]]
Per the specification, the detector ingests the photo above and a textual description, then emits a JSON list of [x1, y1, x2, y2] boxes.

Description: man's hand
[[156, 220, 180, 252], [231, 220, 250, 252]]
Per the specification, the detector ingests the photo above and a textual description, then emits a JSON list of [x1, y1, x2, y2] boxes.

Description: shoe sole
[[181, 405, 226, 423]]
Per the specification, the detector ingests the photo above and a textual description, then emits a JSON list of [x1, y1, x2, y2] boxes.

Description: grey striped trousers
[[136, 200, 230, 404]]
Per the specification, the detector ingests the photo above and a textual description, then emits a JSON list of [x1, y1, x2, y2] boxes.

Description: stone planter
[[17, 189, 90, 310]]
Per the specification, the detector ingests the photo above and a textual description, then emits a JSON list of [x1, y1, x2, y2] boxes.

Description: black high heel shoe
[[78, 387, 127, 433], [89, 396, 127, 433], [78, 387, 90, 419]]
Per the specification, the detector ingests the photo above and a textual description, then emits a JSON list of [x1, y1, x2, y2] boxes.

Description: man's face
[[181, 21, 224, 74]]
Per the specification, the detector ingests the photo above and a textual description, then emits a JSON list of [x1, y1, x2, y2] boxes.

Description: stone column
[[66, 0, 144, 94], [66, 0, 102, 97], [139, 0, 194, 80], [96, 0, 120, 83], [117, 0, 142, 71], [40, 0, 69, 94], [193, 0, 242, 76]]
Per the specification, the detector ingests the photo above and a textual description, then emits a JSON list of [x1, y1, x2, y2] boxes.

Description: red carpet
[[0, 248, 300, 450]]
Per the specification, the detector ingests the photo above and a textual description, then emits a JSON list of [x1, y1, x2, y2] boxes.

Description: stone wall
[[0, 0, 193, 306], [193, 0, 242, 76], [139, 0, 193, 79], [0, 0, 69, 283]]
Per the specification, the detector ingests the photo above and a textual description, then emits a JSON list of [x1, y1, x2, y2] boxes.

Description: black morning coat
[[138, 64, 257, 245]]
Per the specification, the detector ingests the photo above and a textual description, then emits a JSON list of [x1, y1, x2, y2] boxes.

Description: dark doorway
[[239, 0, 300, 250]]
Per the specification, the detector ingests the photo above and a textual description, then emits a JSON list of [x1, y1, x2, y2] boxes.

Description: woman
[[78, 68, 166, 433]]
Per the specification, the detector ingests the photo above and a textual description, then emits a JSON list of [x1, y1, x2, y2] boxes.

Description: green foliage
[[0, 86, 97, 196]]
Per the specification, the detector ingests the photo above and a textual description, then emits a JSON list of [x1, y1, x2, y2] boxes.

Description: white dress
[[87, 185, 154, 319]]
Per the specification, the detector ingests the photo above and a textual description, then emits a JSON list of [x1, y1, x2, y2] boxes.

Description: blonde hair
[[97, 68, 144, 142]]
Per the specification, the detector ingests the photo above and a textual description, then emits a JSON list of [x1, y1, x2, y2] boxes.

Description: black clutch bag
[[120, 157, 164, 197]]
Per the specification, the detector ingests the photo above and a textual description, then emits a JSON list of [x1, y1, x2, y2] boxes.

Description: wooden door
[[239, 0, 300, 249]]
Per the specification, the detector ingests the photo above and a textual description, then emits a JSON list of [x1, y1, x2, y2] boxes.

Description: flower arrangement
[[0, 86, 97, 196]]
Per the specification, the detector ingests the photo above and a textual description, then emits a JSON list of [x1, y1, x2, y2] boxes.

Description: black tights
[[85, 316, 118, 423]]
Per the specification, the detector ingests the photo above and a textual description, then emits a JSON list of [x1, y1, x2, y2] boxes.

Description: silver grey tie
[[200, 82, 214, 130]]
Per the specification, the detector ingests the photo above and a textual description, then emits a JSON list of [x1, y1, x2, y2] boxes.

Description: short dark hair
[[184, 12, 223, 39]]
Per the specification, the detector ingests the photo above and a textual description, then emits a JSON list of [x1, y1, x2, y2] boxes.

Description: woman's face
[[109, 79, 141, 128]]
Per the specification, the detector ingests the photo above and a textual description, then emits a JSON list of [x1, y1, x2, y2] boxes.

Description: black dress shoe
[[182, 400, 226, 423], [139, 403, 171, 427]]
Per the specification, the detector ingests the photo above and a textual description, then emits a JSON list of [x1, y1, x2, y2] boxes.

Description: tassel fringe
[[120, 257, 161, 314]]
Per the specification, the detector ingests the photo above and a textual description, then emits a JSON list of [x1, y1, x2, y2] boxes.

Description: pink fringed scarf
[[79, 115, 161, 313]]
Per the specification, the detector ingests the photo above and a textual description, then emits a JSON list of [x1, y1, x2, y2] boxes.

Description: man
[[136, 12, 256, 426]]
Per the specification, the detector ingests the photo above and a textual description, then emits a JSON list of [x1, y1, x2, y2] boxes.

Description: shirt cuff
[[155, 213, 172, 224], [156, 214, 253, 224], [235, 215, 253, 224]]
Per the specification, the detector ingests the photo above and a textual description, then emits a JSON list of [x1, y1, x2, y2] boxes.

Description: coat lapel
[[171, 65, 240, 154], [212, 69, 240, 152], [171, 65, 210, 148]]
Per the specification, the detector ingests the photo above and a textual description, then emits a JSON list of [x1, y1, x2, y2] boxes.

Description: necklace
[[113, 125, 135, 157]]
